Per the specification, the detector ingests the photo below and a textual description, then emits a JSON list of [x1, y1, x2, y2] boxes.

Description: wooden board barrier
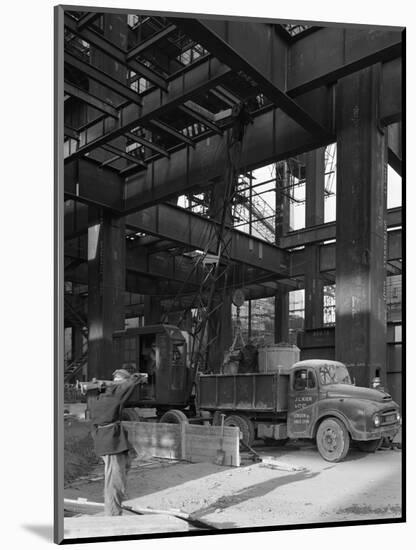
[[124, 422, 240, 466]]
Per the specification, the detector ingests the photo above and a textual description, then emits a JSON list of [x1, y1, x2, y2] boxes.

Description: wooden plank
[[185, 425, 240, 467], [64, 498, 104, 515], [124, 421, 240, 466], [124, 422, 181, 460], [124, 505, 217, 530], [64, 514, 190, 538], [185, 425, 237, 437]]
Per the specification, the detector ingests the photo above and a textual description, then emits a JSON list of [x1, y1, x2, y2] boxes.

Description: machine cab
[[113, 324, 191, 406]]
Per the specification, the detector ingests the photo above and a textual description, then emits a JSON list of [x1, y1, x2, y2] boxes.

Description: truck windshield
[[318, 364, 351, 385]]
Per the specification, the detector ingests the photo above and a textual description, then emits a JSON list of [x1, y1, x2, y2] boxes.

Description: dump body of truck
[[197, 372, 289, 413]]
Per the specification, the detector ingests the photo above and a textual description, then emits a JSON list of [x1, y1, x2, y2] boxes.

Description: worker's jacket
[[89, 378, 139, 456]]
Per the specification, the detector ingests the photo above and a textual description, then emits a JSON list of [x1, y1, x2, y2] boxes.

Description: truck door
[[287, 367, 319, 439]]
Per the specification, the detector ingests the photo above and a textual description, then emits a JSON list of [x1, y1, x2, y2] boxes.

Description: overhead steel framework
[[61, 8, 403, 389]]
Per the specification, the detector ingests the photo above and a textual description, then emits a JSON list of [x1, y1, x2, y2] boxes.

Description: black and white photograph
[[53, 3, 406, 544], [4, 0, 411, 546], [1, 0, 413, 546]]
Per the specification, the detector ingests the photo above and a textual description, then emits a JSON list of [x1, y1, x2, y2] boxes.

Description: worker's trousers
[[102, 451, 131, 516]]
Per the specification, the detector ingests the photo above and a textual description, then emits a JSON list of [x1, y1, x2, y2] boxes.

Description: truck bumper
[[353, 425, 399, 441]]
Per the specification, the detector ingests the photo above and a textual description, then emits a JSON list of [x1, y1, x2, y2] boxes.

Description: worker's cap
[[112, 369, 131, 380]]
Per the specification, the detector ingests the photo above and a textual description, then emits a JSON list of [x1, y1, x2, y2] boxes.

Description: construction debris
[[259, 456, 306, 472], [63, 498, 216, 531]]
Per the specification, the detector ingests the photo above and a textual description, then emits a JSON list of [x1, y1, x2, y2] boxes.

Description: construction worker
[[89, 369, 147, 515]]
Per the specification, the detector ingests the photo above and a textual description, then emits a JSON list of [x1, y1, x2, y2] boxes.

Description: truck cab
[[287, 360, 401, 461]]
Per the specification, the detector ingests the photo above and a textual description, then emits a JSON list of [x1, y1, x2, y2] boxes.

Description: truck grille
[[381, 409, 398, 426]]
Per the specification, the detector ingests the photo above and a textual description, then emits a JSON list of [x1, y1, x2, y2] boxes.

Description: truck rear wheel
[[159, 409, 189, 424], [357, 439, 381, 453], [224, 414, 255, 447], [121, 408, 141, 421], [316, 417, 350, 462]]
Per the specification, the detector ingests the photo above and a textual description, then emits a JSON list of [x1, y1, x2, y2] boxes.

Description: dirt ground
[[64, 436, 402, 531], [64, 417, 99, 484]]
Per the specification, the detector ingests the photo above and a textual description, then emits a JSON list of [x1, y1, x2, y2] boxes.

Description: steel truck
[[82, 324, 401, 462]]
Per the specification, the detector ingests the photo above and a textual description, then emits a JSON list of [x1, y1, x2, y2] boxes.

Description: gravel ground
[[64, 439, 402, 532]]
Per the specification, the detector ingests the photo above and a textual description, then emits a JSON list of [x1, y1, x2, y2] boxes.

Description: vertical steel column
[[335, 66, 388, 387], [87, 14, 128, 379], [275, 162, 290, 342], [88, 212, 126, 379], [206, 179, 233, 372], [275, 290, 289, 343], [304, 147, 325, 330]]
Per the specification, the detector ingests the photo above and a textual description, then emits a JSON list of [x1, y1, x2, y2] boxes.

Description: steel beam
[[380, 58, 402, 125], [66, 235, 280, 295], [64, 158, 124, 211], [147, 119, 194, 146], [64, 57, 232, 162], [64, 126, 79, 140], [77, 12, 102, 30], [126, 132, 170, 157], [100, 154, 121, 168], [123, 60, 400, 209], [387, 122, 402, 176], [65, 51, 142, 106], [64, 23, 402, 165], [64, 65, 399, 213], [386, 207, 402, 228], [287, 27, 402, 95], [65, 224, 401, 298], [171, 18, 329, 136], [127, 24, 177, 60], [178, 104, 222, 135], [64, 81, 119, 118], [65, 198, 290, 276], [126, 204, 290, 276], [290, 229, 402, 277], [281, 208, 401, 248], [101, 144, 146, 167], [67, 265, 281, 299], [65, 14, 168, 90], [65, 234, 202, 287], [123, 86, 334, 212]]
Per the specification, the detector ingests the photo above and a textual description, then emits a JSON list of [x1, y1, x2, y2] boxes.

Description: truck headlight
[[396, 411, 401, 422], [373, 414, 381, 427]]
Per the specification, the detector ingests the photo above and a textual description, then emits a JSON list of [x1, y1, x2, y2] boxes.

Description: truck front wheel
[[224, 414, 255, 447], [316, 418, 350, 462]]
